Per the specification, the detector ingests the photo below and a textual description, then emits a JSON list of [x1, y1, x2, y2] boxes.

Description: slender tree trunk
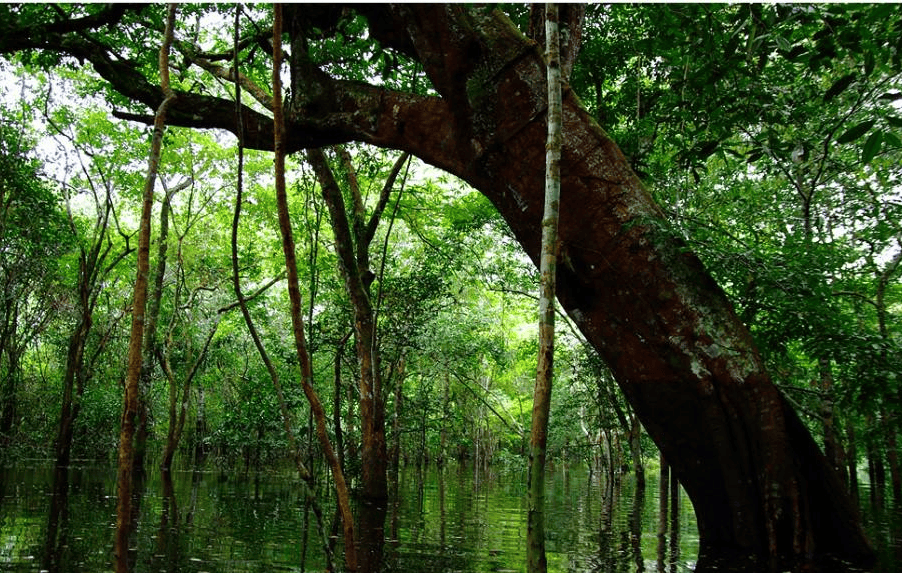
[[0, 301, 28, 441], [670, 469, 681, 567], [311, 134, 407, 509], [629, 413, 645, 488], [334, 333, 349, 472], [884, 417, 901, 504], [346, 381, 358, 462], [272, 8, 357, 570], [42, 465, 70, 572], [818, 357, 847, 485], [657, 453, 669, 569], [847, 422, 859, 505], [0, 320, 13, 439], [629, 481, 645, 570], [874, 255, 902, 506], [308, 147, 388, 503], [194, 383, 206, 464], [55, 275, 91, 468], [115, 6, 177, 571], [867, 442, 877, 506], [866, 425, 885, 508], [136, 185, 173, 470], [159, 321, 218, 472], [439, 372, 449, 467], [527, 6, 561, 572], [228, 5, 325, 527], [391, 358, 405, 477], [0, 316, 25, 438], [419, 383, 427, 467]]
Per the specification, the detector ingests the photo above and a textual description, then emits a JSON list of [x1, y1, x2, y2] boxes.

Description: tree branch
[[218, 272, 285, 314], [450, 371, 524, 438], [175, 38, 274, 111], [366, 151, 410, 248], [0, 4, 137, 43]]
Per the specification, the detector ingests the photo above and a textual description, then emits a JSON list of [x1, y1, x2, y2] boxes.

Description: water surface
[[0, 461, 896, 572]]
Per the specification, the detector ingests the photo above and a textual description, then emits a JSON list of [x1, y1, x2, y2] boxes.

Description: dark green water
[[0, 462, 898, 572]]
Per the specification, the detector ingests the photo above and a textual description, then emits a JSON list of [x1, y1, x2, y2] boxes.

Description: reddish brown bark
[[309, 148, 388, 504], [307, 144, 407, 508], [136, 183, 173, 470], [55, 271, 92, 468]]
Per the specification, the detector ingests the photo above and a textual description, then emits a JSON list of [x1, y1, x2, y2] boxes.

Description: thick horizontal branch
[[110, 89, 284, 151], [0, 3, 138, 45], [1, 5, 462, 165]]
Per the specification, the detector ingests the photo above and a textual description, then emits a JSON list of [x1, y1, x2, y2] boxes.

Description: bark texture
[[357, 7, 872, 569], [309, 148, 388, 504]]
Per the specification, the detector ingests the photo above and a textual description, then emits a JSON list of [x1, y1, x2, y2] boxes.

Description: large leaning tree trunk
[[0, 4, 873, 570]]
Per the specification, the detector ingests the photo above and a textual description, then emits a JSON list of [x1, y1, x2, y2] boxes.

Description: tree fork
[[308, 147, 389, 504]]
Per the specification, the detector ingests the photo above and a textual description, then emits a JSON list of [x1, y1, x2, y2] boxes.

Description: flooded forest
[[0, 4, 901, 572]]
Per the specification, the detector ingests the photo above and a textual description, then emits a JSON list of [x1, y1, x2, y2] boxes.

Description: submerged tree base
[[694, 552, 877, 573]]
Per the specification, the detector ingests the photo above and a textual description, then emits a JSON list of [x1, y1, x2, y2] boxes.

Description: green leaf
[[836, 120, 875, 144], [861, 130, 882, 165], [877, 92, 902, 102], [885, 116, 902, 128], [775, 34, 791, 53], [824, 72, 856, 102], [786, 44, 808, 61], [864, 51, 876, 77], [746, 149, 764, 163], [883, 131, 901, 148]]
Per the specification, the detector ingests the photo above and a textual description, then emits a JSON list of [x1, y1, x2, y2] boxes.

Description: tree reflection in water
[[41, 465, 69, 573], [0, 462, 729, 573]]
